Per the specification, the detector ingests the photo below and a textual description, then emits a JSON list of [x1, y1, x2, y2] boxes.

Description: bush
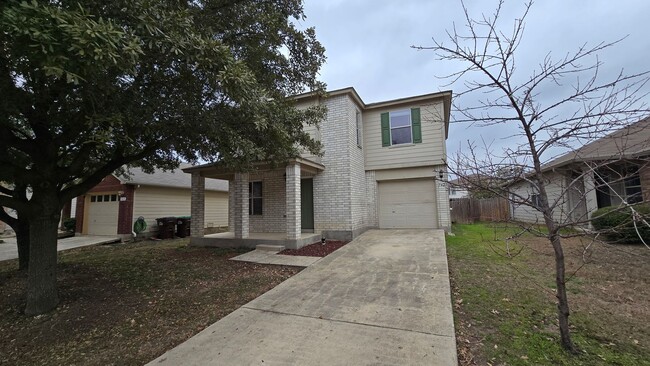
[[591, 204, 650, 244], [62, 217, 76, 232]]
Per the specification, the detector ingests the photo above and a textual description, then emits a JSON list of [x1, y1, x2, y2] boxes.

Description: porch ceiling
[[182, 157, 325, 180]]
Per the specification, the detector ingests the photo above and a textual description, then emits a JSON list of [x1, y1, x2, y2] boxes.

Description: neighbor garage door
[[86, 193, 119, 235], [378, 179, 437, 229]]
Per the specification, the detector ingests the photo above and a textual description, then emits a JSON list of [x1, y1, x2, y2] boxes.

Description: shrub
[[62, 217, 76, 232], [591, 204, 650, 244]]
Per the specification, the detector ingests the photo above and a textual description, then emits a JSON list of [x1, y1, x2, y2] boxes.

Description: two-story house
[[184, 87, 452, 249]]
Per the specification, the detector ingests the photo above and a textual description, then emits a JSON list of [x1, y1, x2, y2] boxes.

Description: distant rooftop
[[116, 164, 228, 192], [543, 117, 650, 171]]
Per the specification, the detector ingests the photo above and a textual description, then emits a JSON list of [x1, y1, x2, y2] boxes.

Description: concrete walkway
[[230, 248, 321, 267], [0, 235, 120, 262], [147, 229, 457, 365]]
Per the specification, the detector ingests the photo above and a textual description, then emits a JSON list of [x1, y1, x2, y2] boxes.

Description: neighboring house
[[509, 117, 650, 225], [184, 87, 452, 249], [75, 165, 229, 239], [446, 174, 502, 200], [447, 178, 470, 200]]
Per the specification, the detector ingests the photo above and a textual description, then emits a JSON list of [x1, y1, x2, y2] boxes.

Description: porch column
[[286, 163, 301, 240], [234, 172, 249, 239], [583, 169, 599, 223], [190, 172, 205, 238]]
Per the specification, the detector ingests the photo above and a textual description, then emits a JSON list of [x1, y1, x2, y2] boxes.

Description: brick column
[[190, 172, 205, 238], [75, 195, 85, 233], [117, 185, 135, 235], [286, 163, 301, 240], [436, 168, 451, 231], [234, 173, 249, 239]]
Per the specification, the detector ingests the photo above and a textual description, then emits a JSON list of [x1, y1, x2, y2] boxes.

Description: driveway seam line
[[240, 305, 455, 338]]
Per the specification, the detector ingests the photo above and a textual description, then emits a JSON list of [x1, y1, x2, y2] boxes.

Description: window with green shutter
[[381, 112, 390, 146], [381, 108, 422, 146], [411, 108, 421, 143]]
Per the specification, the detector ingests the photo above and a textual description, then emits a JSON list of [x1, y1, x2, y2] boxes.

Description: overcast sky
[[300, 0, 650, 163]]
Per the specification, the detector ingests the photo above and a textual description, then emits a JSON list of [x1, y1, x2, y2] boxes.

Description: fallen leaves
[[0, 239, 300, 366]]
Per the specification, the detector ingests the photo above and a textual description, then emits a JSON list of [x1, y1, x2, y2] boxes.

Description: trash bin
[[176, 216, 191, 238], [156, 217, 176, 239]]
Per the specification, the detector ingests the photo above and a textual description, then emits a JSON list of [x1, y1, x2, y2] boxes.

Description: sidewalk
[[147, 229, 457, 365], [0, 235, 120, 262]]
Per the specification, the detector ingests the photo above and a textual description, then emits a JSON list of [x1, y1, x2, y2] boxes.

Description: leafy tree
[[416, 0, 649, 353], [0, 0, 325, 315]]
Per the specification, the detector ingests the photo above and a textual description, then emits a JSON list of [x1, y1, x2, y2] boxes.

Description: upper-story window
[[389, 109, 412, 145], [356, 110, 362, 148], [380, 108, 422, 147]]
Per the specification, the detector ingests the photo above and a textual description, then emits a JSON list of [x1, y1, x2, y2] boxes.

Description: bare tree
[[415, 0, 650, 352]]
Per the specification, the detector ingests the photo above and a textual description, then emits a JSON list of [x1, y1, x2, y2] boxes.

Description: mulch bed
[[279, 240, 348, 257]]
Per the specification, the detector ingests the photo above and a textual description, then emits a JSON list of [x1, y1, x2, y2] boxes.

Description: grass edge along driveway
[[446, 223, 649, 366]]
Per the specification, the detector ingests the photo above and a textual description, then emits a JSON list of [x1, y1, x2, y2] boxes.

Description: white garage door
[[87, 193, 119, 235], [378, 179, 437, 229]]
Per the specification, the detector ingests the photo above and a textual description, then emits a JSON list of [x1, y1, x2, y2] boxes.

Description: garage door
[[87, 193, 119, 235], [378, 179, 437, 229]]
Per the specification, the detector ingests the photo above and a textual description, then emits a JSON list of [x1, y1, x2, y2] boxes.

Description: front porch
[[183, 158, 325, 250]]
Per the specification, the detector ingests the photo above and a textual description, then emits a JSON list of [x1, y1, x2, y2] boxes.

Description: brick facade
[[249, 169, 286, 233], [365, 171, 379, 228], [435, 165, 451, 229], [312, 95, 355, 233], [117, 185, 135, 235]]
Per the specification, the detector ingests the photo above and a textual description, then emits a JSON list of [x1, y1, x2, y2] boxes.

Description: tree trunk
[[25, 213, 60, 315], [16, 220, 30, 271], [550, 233, 578, 353]]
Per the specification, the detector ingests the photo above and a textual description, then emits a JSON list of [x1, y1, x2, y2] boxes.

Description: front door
[[301, 178, 314, 231]]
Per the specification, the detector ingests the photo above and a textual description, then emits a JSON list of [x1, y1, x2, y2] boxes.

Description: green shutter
[[411, 108, 422, 143], [380, 112, 390, 147]]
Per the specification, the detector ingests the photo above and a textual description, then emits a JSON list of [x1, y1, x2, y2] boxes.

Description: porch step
[[256, 244, 286, 252]]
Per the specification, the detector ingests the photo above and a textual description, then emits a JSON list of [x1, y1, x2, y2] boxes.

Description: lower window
[[249, 181, 263, 215]]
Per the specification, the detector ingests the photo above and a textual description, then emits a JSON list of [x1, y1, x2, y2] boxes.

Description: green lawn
[[447, 223, 650, 366]]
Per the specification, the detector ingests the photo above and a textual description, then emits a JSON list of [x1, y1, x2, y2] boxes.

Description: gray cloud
[[302, 0, 650, 163]]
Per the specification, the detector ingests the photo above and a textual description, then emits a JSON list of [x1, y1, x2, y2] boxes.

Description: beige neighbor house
[[184, 87, 452, 249], [75, 165, 228, 240], [509, 117, 650, 225]]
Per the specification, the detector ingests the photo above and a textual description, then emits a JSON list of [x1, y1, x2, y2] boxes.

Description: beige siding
[[300, 123, 322, 163], [133, 186, 228, 231], [296, 99, 322, 164], [204, 191, 229, 228], [363, 100, 447, 170], [510, 172, 569, 224]]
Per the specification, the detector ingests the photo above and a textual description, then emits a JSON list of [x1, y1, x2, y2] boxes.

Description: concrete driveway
[[0, 235, 120, 262], [148, 229, 457, 365]]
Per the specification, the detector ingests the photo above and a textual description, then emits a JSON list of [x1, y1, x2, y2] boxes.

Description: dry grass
[[0, 239, 300, 366]]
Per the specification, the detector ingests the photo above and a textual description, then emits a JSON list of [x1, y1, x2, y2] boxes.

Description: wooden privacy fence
[[450, 197, 510, 223]]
